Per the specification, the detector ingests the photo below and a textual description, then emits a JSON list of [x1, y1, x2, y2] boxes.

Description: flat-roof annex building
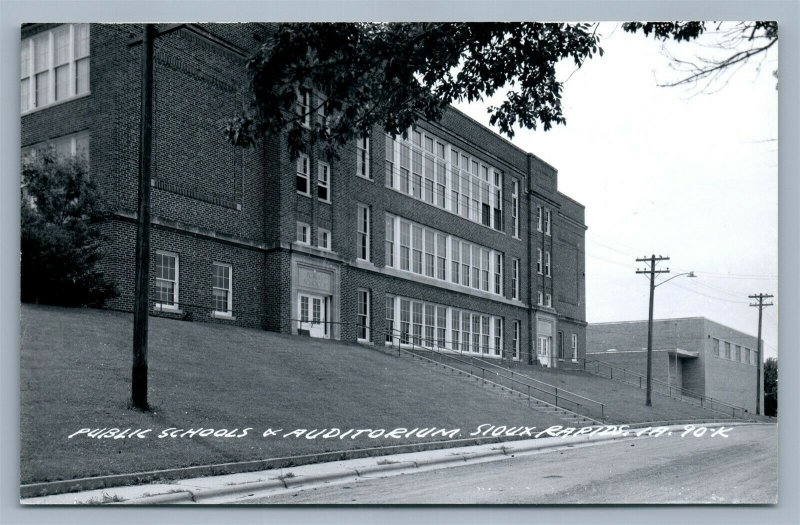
[[587, 318, 764, 413], [20, 23, 587, 365]]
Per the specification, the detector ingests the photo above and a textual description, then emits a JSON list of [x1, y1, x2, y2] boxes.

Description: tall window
[[537, 291, 544, 306], [494, 253, 503, 295], [357, 204, 371, 261], [545, 209, 552, 236], [155, 251, 179, 310], [296, 87, 311, 127], [494, 318, 503, 357], [545, 293, 552, 307], [537, 206, 543, 232], [511, 179, 519, 238], [317, 161, 330, 202], [545, 251, 551, 277], [21, 24, 91, 112], [385, 215, 395, 267], [385, 296, 395, 343], [357, 289, 370, 341], [357, 133, 371, 179], [296, 154, 310, 195], [537, 248, 543, 274], [511, 258, 520, 300], [734, 344, 741, 362], [512, 321, 520, 360], [385, 135, 395, 187], [724, 341, 731, 359], [571, 334, 578, 361], [713, 338, 720, 356], [212, 262, 232, 316]]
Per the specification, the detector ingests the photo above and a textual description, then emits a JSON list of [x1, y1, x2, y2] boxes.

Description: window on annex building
[[212, 262, 232, 316], [22, 131, 90, 163], [21, 24, 90, 113], [713, 338, 720, 356], [155, 251, 179, 310]]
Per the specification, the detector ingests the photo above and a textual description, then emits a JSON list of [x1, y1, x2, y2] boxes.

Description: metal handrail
[[380, 326, 605, 421], [578, 357, 750, 419]]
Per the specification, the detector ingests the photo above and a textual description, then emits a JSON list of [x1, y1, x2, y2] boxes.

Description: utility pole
[[636, 255, 670, 407], [749, 293, 773, 415], [132, 24, 156, 411]]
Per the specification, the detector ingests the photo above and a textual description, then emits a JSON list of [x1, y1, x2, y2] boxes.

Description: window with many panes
[[357, 134, 371, 179], [317, 161, 330, 202], [385, 128, 503, 231], [296, 154, 310, 195], [357, 289, 370, 341], [155, 251, 178, 310], [357, 204, 370, 261], [537, 248, 543, 274], [545, 209, 552, 235], [545, 251, 551, 277], [386, 214, 503, 296], [512, 321, 520, 360], [212, 262, 232, 315], [21, 24, 90, 113]]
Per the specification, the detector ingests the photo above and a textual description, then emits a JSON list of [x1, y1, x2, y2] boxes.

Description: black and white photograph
[[4, 1, 797, 520]]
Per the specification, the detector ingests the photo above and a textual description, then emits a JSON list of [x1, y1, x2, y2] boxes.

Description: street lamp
[[637, 253, 696, 407]]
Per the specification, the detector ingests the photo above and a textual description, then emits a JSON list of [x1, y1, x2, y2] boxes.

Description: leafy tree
[[21, 149, 117, 307], [764, 357, 777, 417], [225, 22, 603, 157], [622, 21, 778, 91]]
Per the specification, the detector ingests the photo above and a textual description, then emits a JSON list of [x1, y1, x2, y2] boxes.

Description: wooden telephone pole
[[749, 293, 773, 415], [131, 24, 155, 411], [636, 255, 670, 407]]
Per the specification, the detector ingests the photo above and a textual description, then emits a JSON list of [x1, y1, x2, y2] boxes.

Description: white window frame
[[21, 24, 91, 115], [511, 258, 520, 300], [212, 262, 233, 317], [22, 130, 89, 162], [537, 291, 544, 306], [545, 209, 552, 236], [537, 206, 543, 232], [545, 251, 551, 277], [296, 87, 311, 128], [357, 289, 371, 342], [545, 293, 552, 308], [537, 248, 543, 274], [154, 250, 179, 311], [357, 204, 371, 261], [357, 133, 371, 180], [571, 333, 578, 362], [296, 153, 310, 196], [511, 179, 520, 238], [317, 161, 331, 203], [318, 227, 331, 251], [512, 321, 521, 360], [296, 222, 310, 245]]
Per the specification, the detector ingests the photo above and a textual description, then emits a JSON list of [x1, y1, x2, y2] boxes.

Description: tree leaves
[[225, 22, 603, 158]]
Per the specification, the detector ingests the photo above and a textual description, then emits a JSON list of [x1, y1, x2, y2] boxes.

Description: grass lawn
[[21, 304, 567, 485]]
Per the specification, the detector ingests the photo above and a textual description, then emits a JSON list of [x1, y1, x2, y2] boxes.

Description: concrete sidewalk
[[22, 421, 762, 505]]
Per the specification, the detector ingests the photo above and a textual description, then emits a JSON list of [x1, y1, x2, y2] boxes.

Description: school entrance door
[[298, 293, 328, 339]]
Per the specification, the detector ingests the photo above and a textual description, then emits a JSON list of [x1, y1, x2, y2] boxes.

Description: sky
[[454, 23, 779, 358]]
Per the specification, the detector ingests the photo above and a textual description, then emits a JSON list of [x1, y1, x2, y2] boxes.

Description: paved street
[[247, 424, 777, 504]]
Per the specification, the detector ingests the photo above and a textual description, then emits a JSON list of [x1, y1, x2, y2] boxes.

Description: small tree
[[764, 357, 777, 417], [21, 149, 116, 307]]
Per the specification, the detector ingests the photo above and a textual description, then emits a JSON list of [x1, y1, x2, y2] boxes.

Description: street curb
[[120, 421, 768, 504], [23, 420, 768, 503]]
